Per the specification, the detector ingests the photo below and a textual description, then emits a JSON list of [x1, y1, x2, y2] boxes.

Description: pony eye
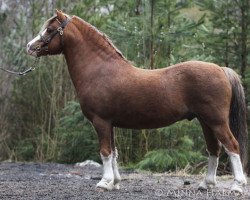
[[46, 28, 53, 33]]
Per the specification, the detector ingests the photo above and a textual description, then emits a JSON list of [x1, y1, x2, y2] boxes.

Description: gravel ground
[[0, 162, 249, 200]]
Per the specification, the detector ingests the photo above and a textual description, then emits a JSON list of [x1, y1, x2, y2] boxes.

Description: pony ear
[[56, 9, 65, 21]]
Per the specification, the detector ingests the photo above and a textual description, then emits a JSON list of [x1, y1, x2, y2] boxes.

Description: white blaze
[[26, 29, 47, 56]]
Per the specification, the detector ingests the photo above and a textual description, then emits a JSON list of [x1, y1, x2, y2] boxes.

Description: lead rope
[[0, 57, 40, 76]]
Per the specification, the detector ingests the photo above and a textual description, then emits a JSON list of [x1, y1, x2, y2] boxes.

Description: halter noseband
[[37, 17, 71, 53]]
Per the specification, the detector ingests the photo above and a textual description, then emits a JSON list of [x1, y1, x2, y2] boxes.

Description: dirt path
[[0, 162, 249, 199]]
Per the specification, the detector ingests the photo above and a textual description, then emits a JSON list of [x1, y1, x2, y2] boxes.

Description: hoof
[[113, 183, 120, 190], [96, 179, 114, 191], [230, 180, 246, 194], [231, 184, 243, 194], [198, 181, 207, 190], [230, 177, 247, 194], [198, 180, 215, 190], [113, 177, 121, 190]]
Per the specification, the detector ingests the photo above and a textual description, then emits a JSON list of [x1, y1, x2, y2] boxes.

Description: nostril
[[27, 43, 30, 49]]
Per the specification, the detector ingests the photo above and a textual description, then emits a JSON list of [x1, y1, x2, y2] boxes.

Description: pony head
[[27, 10, 71, 57]]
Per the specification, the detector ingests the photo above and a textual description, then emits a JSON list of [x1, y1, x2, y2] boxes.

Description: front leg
[[93, 117, 115, 190], [96, 153, 114, 190], [112, 147, 121, 189], [111, 128, 121, 189]]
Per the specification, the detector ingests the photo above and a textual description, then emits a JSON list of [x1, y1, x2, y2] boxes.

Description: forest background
[[0, 0, 249, 174]]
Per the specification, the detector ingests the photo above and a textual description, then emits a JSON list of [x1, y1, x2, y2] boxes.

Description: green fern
[[136, 135, 206, 172]]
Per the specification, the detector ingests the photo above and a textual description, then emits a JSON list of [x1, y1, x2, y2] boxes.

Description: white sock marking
[[227, 151, 246, 184], [206, 155, 218, 184], [100, 153, 114, 182], [112, 148, 121, 188], [199, 155, 218, 189], [96, 153, 114, 190]]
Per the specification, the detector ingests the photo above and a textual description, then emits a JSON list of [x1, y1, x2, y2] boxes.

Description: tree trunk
[[240, 0, 248, 81], [149, 0, 154, 69], [167, 1, 171, 66]]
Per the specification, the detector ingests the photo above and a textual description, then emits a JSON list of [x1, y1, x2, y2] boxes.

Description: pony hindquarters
[[199, 67, 247, 193], [223, 67, 248, 168], [223, 67, 248, 192]]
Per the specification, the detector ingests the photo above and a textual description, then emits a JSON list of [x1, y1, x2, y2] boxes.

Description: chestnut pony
[[27, 11, 247, 193]]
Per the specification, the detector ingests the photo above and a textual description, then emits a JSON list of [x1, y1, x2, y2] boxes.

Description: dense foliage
[[0, 0, 249, 173], [54, 101, 99, 163]]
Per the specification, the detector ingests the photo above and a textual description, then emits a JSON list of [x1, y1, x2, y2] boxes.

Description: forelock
[[39, 14, 71, 34], [39, 15, 57, 34]]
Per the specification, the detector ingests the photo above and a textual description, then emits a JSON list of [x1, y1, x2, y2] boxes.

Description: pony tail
[[223, 67, 248, 170]]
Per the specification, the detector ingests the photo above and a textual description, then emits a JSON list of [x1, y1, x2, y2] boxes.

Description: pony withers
[[27, 10, 247, 193]]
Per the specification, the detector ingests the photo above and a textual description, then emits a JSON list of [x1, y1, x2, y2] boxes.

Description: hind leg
[[210, 123, 247, 193], [199, 120, 221, 190]]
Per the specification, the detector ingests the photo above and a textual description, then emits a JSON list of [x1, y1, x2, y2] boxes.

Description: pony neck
[[62, 16, 131, 89], [63, 16, 127, 68]]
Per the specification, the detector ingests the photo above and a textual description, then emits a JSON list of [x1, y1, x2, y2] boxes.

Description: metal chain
[[0, 57, 40, 76]]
